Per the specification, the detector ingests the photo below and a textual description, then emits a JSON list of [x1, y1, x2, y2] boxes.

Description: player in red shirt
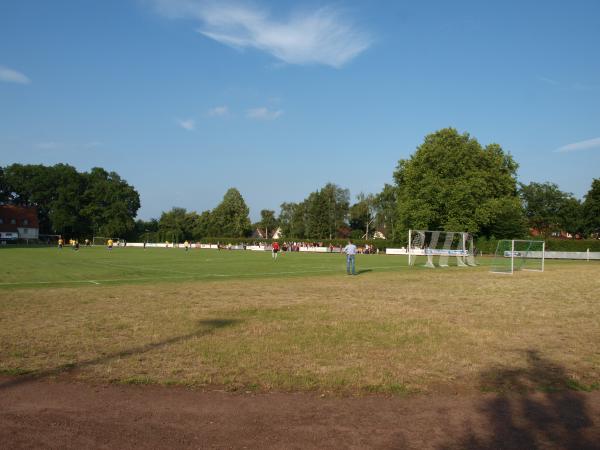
[[272, 241, 280, 260]]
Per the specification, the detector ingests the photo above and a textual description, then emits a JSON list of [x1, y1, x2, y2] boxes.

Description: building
[[0, 205, 40, 241]]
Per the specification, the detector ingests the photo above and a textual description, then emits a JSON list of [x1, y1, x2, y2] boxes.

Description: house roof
[[0, 205, 39, 232]]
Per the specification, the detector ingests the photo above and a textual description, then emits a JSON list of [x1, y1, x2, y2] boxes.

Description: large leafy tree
[[581, 178, 600, 236], [132, 218, 159, 242], [3, 163, 87, 234], [393, 128, 522, 237], [278, 202, 307, 238], [278, 183, 349, 239], [2, 164, 140, 236], [520, 182, 581, 237], [158, 207, 195, 242], [319, 183, 350, 239], [192, 210, 213, 239], [81, 168, 140, 237], [210, 188, 252, 237], [47, 164, 87, 236]]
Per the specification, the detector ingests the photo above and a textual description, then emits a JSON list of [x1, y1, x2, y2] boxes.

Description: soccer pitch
[[1, 247, 599, 394], [0, 246, 412, 288]]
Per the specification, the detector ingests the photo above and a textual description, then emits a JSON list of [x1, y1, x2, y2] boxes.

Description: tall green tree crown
[[393, 128, 523, 237]]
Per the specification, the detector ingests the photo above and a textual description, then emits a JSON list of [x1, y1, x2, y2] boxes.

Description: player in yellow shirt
[[58, 238, 63, 249], [107, 239, 113, 250], [184, 240, 190, 252]]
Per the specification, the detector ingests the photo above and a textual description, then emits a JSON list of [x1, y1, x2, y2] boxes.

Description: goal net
[[92, 236, 122, 246], [408, 229, 476, 268], [490, 240, 545, 274]]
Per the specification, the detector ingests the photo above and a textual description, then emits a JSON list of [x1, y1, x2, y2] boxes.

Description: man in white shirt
[[343, 240, 357, 275]]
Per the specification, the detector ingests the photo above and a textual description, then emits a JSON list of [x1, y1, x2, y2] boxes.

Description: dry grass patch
[[1, 262, 599, 393]]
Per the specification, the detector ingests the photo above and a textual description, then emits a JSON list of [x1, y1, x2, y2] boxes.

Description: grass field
[[1, 247, 599, 394], [0, 246, 407, 288]]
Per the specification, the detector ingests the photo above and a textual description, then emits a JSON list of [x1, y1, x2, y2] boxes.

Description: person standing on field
[[272, 241, 280, 259], [343, 240, 357, 275]]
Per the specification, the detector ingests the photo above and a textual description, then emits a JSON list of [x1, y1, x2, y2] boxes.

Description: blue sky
[[1, 0, 599, 221]]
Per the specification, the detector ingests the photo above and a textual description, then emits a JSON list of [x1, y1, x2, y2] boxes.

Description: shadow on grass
[[355, 269, 373, 275], [0, 318, 240, 390], [442, 350, 598, 450]]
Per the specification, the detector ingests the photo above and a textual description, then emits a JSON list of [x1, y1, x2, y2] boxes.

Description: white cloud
[[556, 137, 600, 153], [150, 0, 371, 68], [572, 82, 599, 91], [35, 142, 62, 150], [177, 118, 196, 130], [0, 66, 31, 84], [246, 107, 283, 120], [208, 105, 229, 116], [538, 76, 558, 85]]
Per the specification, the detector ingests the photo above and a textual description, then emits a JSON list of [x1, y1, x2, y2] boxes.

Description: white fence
[[506, 250, 600, 261]]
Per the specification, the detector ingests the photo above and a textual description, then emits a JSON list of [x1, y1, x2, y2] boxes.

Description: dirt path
[[1, 377, 599, 449]]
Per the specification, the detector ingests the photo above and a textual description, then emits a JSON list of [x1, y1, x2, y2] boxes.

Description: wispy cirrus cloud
[[35, 142, 63, 150], [0, 66, 31, 84], [208, 105, 229, 116], [177, 118, 196, 130], [246, 107, 283, 120], [150, 0, 371, 68], [555, 137, 600, 153], [537, 76, 558, 85]]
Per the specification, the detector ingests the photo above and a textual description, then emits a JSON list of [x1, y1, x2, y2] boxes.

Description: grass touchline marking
[[0, 265, 410, 287]]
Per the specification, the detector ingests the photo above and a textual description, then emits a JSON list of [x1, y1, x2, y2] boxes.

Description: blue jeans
[[346, 255, 356, 274]]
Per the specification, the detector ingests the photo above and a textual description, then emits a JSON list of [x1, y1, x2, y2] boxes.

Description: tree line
[[2, 128, 599, 242], [0, 164, 140, 237]]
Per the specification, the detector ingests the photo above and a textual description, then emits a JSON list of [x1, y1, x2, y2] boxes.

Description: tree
[[349, 193, 376, 238], [258, 209, 278, 238], [278, 202, 307, 238], [582, 178, 600, 236], [478, 197, 528, 239], [132, 218, 159, 242], [320, 183, 350, 239], [373, 184, 398, 239], [393, 128, 521, 238], [278, 184, 349, 240], [158, 207, 192, 242], [0, 167, 9, 203], [47, 164, 87, 236], [210, 188, 252, 237], [520, 182, 581, 237], [81, 167, 140, 237], [192, 210, 213, 239]]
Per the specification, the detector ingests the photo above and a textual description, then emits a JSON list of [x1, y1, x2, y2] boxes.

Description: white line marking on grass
[[78, 259, 198, 276], [0, 265, 409, 287]]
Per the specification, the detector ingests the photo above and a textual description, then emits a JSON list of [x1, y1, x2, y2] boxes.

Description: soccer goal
[[490, 240, 545, 274], [92, 236, 122, 246], [408, 229, 476, 268]]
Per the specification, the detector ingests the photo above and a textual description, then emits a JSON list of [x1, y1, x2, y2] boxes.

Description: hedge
[[474, 238, 600, 255]]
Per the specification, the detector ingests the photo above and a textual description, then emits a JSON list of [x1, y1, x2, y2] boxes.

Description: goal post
[[490, 239, 545, 274], [408, 229, 476, 268], [92, 236, 122, 246]]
